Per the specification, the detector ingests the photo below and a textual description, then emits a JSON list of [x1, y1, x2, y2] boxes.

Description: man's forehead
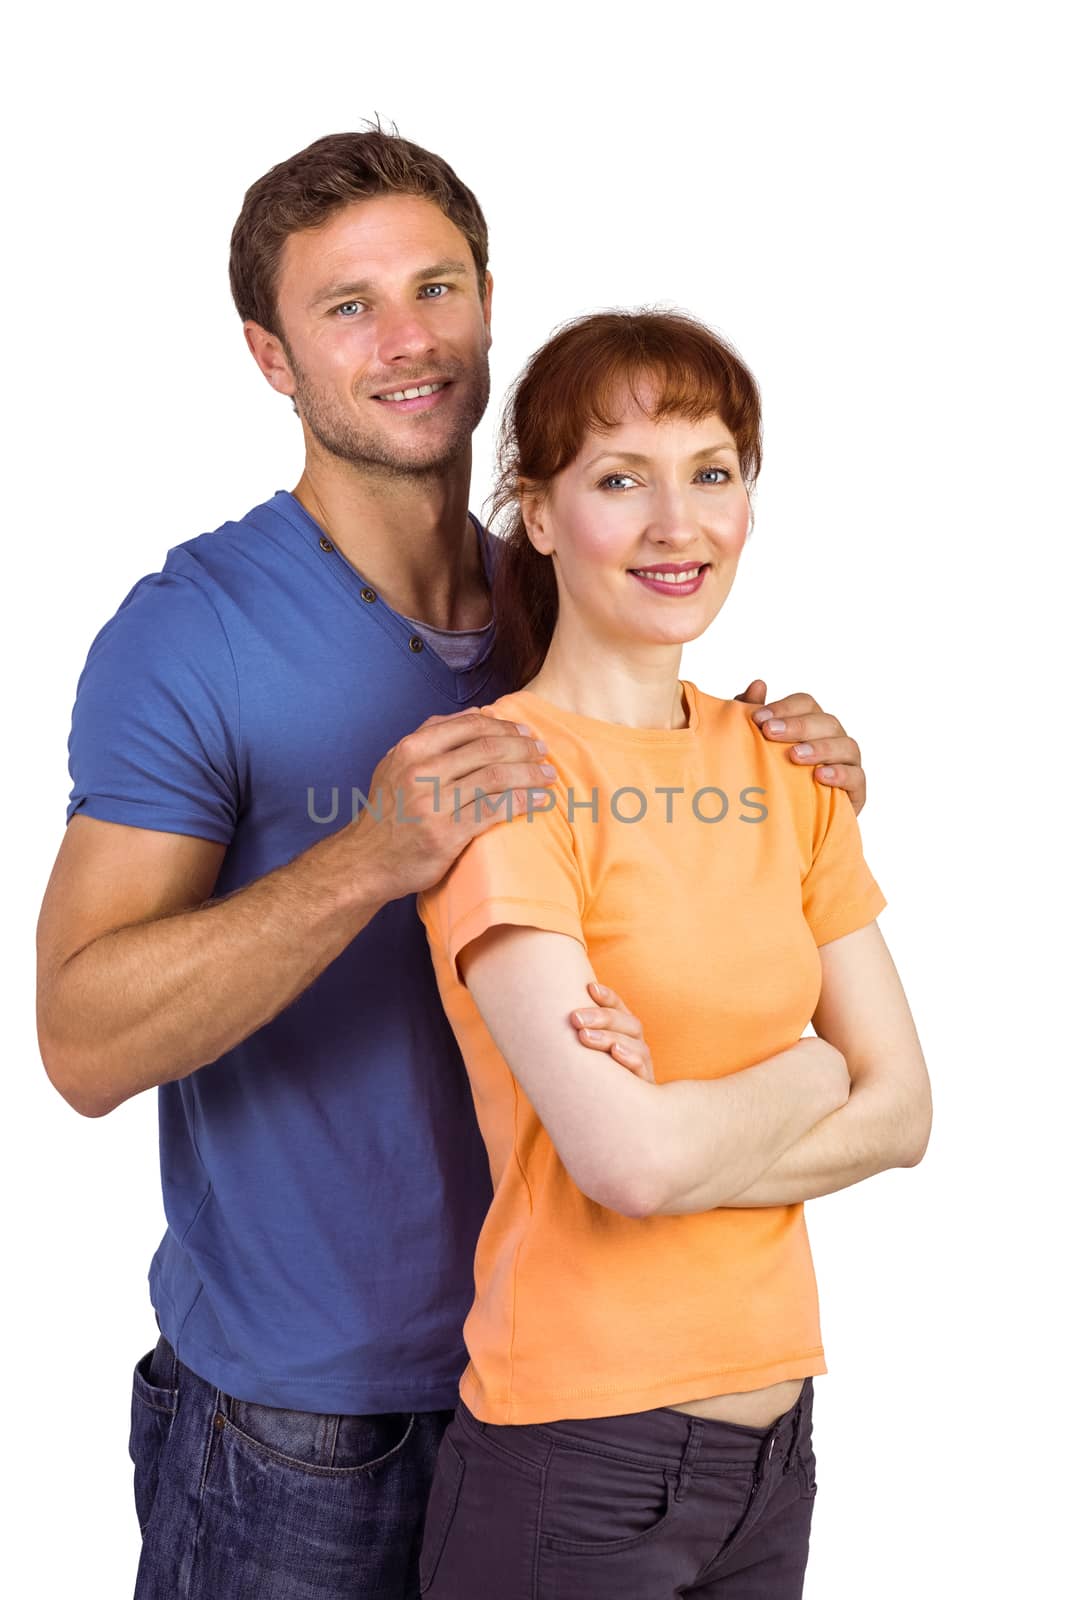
[[279, 196, 473, 298]]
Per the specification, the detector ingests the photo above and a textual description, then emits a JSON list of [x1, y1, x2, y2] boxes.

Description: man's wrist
[[299, 817, 395, 928], [338, 819, 397, 916]]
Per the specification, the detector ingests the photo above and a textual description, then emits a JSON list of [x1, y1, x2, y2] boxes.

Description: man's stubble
[[288, 346, 492, 481]]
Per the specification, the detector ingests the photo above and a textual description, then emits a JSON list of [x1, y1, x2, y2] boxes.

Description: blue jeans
[[129, 1333, 453, 1598]]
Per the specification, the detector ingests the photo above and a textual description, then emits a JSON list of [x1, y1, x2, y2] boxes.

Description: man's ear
[[243, 320, 297, 400], [482, 267, 494, 352]]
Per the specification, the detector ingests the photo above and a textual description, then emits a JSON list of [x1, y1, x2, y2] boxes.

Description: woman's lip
[[628, 564, 710, 594]]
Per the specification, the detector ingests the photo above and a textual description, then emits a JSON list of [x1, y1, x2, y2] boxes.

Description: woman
[[414, 310, 931, 1598]]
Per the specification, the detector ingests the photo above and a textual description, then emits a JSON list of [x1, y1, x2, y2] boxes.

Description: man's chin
[[306, 425, 468, 479], [364, 436, 469, 477]]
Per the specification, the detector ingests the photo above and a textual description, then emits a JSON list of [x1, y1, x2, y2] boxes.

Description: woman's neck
[[522, 654, 690, 731]]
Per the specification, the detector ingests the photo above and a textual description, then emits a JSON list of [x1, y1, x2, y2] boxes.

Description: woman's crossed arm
[[458, 919, 930, 1218]]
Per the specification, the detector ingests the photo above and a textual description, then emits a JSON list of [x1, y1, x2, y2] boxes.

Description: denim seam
[[135, 1391, 178, 1417], [217, 1406, 417, 1479], [184, 1388, 223, 1599]]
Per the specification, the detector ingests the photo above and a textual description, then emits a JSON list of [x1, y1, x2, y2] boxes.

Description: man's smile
[[371, 378, 454, 412]]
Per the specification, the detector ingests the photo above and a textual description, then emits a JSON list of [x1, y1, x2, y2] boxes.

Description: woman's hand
[[570, 981, 656, 1082], [789, 1035, 852, 1111]]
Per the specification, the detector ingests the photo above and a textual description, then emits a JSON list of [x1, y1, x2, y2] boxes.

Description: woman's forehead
[[579, 402, 736, 457]]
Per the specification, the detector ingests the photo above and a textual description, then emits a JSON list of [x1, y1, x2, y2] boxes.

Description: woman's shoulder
[[689, 683, 819, 808], [688, 683, 767, 745]]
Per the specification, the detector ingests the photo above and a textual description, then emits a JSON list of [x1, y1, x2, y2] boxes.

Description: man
[[36, 127, 871, 1598]]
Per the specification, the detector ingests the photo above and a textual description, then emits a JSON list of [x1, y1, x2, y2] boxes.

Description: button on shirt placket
[[320, 540, 427, 657]]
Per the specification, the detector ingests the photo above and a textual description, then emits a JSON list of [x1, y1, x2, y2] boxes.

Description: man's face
[[267, 194, 493, 477]]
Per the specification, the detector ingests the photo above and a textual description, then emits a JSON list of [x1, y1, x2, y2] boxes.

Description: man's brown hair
[[229, 122, 489, 340]]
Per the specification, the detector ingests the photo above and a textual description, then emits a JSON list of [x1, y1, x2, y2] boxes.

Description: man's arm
[[458, 924, 851, 1219], [37, 710, 557, 1118], [714, 922, 933, 1207], [36, 814, 389, 1118]]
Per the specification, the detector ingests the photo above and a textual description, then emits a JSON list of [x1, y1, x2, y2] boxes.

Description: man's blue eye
[[336, 302, 362, 317], [421, 284, 448, 298]]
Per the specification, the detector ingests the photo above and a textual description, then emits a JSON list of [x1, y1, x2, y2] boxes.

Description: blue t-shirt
[[65, 490, 517, 1411]]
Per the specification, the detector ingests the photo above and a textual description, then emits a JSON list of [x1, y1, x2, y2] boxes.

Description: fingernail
[[793, 743, 813, 757], [529, 790, 553, 806], [516, 723, 532, 735], [539, 763, 558, 779], [584, 1029, 605, 1041], [753, 708, 774, 725], [534, 740, 548, 754], [765, 719, 787, 734], [575, 1010, 595, 1024], [817, 766, 835, 778]]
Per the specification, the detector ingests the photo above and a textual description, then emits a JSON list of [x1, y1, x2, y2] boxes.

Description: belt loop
[[674, 1419, 704, 1503], [785, 1378, 808, 1472]]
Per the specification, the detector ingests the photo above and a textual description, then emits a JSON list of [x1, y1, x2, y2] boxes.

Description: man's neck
[[291, 448, 490, 630]]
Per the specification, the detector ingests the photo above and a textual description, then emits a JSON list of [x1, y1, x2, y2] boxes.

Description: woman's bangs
[[576, 351, 727, 438]]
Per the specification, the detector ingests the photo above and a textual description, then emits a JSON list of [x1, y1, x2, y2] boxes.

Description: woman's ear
[[741, 484, 755, 543], [518, 480, 553, 556]]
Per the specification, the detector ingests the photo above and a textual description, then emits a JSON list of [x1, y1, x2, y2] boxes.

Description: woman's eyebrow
[[585, 442, 738, 468]]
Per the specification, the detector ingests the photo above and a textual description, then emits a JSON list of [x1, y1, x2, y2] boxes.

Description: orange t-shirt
[[416, 680, 886, 1424]]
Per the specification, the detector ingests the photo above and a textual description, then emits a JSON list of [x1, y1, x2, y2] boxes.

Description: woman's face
[[523, 389, 751, 652]]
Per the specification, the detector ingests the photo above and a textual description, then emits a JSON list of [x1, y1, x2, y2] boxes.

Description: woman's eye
[[599, 473, 638, 491], [697, 467, 730, 484]]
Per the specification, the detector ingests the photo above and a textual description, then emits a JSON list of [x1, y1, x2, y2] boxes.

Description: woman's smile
[[628, 562, 711, 595]]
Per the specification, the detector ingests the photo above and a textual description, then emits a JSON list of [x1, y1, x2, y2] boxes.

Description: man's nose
[[376, 303, 438, 365]]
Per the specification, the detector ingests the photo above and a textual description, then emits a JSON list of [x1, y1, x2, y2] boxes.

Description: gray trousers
[[419, 1377, 818, 1597]]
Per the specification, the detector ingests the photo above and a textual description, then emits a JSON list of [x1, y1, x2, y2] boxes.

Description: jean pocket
[[129, 1345, 179, 1535], [540, 1445, 681, 1555], [220, 1394, 415, 1476], [418, 1432, 466, 1593]]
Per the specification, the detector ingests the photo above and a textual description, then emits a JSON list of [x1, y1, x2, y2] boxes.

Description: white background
[[5, 1, 1062, 1594]]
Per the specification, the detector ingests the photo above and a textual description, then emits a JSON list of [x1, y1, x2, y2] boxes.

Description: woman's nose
[[644, 488, 703, 545]]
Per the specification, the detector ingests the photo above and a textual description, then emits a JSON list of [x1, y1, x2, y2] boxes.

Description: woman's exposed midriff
[[667, 1376, 806, 1429]]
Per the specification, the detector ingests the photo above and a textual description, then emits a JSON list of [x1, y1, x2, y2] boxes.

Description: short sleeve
[[417, 797, 586, 986], [802, 779, 886, 946], [65, 570, 240, 845]]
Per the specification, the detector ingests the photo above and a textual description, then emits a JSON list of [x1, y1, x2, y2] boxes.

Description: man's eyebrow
[[310, 259, 473, 307], [585, 442, 738, 468]]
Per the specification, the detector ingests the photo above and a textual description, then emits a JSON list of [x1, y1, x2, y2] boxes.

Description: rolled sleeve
[[66, 570, 240, 845], [418, 800, 586, 986]]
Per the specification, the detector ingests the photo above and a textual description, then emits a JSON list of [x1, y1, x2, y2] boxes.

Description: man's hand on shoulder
[[734, 679, 866, 815]]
